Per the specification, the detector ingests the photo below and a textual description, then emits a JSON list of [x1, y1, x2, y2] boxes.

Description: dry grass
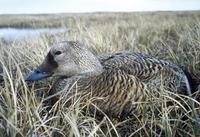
[[0, 11, 200, 137]]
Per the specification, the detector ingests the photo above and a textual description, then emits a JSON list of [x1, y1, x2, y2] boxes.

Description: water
[[0, 28, 66, 41]]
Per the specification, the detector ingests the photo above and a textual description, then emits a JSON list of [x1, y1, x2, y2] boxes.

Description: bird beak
[[25, 70, 53, 81], [25, 51, 58, 81]]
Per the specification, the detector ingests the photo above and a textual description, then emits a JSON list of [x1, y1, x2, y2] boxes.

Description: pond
[[0, 28, 66, 41]]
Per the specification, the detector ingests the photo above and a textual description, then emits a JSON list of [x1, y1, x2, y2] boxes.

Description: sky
[[0, 0, 200, 14]]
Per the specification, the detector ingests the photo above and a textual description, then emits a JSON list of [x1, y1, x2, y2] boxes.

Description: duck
[[26, 41, 194, 118]]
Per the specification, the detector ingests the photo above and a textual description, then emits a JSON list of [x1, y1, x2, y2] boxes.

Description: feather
[[26, 41, 194, 118]]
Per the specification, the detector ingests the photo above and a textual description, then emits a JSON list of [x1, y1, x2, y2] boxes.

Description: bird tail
[[183, 69, 200, 94]]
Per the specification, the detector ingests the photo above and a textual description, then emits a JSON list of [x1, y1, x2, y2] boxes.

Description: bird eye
[[55, 51, 62, 55]]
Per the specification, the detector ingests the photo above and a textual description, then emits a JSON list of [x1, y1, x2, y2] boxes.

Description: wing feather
[[98, 52, 188, 92]]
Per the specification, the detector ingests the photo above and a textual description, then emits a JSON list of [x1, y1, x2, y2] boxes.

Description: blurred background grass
[[0, 11, 200, 137]]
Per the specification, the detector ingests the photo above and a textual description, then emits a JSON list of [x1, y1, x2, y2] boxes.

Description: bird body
[[26, 41, 192, 118]]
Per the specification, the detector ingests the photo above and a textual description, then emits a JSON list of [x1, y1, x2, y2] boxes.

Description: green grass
[[0, 11, 200, 137]]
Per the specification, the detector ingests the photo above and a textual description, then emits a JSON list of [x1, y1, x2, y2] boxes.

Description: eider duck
[[26, 41, 193, 118]]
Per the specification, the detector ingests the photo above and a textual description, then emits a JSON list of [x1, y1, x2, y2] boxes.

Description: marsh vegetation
[[0, 11, 200, 137]]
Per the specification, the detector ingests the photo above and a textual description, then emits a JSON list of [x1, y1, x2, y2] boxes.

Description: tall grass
[[0, 11, 200, 137]]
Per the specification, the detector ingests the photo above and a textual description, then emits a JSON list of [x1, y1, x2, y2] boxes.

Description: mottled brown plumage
[[27, 41, 192, 118]]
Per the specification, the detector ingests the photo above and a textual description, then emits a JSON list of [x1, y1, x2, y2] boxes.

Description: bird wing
[[98, 52, 182, 82]]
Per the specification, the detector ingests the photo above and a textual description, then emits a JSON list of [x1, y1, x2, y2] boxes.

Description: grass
[[0, 11, 200, 137]]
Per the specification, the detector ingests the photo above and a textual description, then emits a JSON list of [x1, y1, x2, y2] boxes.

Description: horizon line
[[0, 9, 199, 15]]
